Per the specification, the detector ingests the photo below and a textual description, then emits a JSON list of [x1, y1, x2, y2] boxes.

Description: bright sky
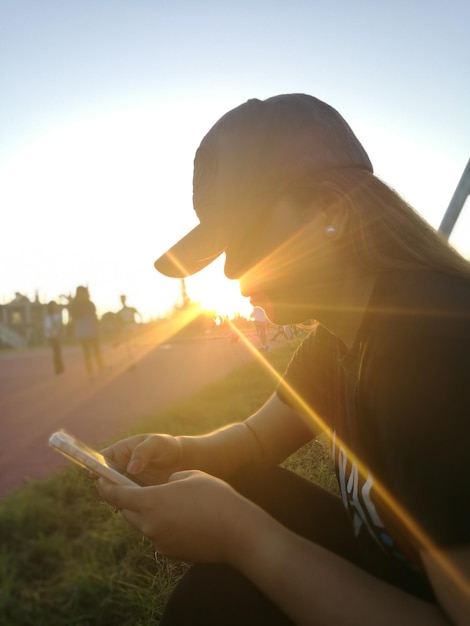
[[1, 0, 469, 321]]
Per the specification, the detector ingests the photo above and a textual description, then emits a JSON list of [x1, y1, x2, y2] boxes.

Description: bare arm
[[228, 500, 451, 625], [180, 392, 315, 477], [99, 471, 452, 625], [101, 392, 314, 484], [244, 392, 320, 464], [421, 545, 470, 625]]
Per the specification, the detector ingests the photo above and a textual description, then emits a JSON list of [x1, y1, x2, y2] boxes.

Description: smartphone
[[49, 430, 141, 487]]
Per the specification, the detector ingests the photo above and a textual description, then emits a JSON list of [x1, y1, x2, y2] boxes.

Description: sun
[[185, 258, 252, 319]]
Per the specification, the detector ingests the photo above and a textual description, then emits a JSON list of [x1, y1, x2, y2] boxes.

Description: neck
[[312, 270, 377, 349]]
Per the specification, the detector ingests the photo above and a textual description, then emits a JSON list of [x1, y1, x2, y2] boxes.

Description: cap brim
[[154, 222, 226, 278]]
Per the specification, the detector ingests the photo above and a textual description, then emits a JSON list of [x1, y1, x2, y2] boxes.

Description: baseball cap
[[154, 94, 373, 278]]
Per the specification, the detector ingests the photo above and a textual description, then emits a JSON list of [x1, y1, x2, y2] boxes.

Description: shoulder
[[286, 325, 337, 369], [278, 325, 343, 410]]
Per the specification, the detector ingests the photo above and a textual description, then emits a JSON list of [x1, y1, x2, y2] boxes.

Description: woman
[[68, 286, 104, 378], [98, 94, 470, 624]]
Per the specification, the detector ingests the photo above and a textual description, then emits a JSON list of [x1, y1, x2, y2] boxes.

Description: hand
[[97, 470, 257, 564], [100, 434, 183, 486]]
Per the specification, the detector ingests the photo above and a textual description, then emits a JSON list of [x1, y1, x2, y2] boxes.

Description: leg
[[123, 327, 135, 365], [255, 321, 268, 350], [159, 465, 354, 625], [80, 339, 93, 375], [160, 563, 294, 626], [160, 464, 435, 625], [231, 463, 359, 559], [231, 464, 435, 598], [49, 338, 64, 374], [91, 337, 104, 370]]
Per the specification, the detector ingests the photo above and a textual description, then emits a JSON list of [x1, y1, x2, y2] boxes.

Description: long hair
[[296, 168, 470, 279]]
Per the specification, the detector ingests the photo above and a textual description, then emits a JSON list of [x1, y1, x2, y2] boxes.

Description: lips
[[241, 287, 264, 302], [242, 288, 273, 319]]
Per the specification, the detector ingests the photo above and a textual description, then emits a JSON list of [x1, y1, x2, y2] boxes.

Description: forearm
[[176, 394, 314, 478], [245, 393, 315, 465], [228, 506, 449, 625], [176, 422, 261, 479]]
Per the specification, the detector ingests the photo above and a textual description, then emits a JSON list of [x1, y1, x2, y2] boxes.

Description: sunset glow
[[1, 2, 468, 322]]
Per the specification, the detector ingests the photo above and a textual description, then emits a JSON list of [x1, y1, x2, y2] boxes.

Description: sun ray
[[227, 319, 469, 599]]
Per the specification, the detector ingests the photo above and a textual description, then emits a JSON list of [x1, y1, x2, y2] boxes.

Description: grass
[[0, 338, 336, 625]]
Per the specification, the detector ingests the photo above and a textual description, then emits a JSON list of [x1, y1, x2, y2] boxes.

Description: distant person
[[97, 94, 470, 624], [270, 324, 294, 342], [118, 294, 142, 327], [43, 300, 64, 375], [68, 286, 104, 378], [117, 294, 142, 366], [251, 305, 269, 351]]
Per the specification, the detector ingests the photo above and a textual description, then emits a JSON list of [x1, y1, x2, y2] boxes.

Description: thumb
[[167, 469, 198, 483], [127, 435, 179, 475]]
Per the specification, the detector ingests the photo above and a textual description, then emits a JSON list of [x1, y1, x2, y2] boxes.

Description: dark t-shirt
[[68, 299, 98, 340], [68, 299, 97, 320], [278, 270, 470, 570]]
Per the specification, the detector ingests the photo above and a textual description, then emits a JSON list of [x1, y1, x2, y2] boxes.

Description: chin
[[248, 291, 273, 320], [250, 293, 308, 326], [270, 309, 309, 325]]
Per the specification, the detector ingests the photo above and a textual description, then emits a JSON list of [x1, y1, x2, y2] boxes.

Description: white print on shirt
[[332, 431, 409, 563], [332, 431, 383, 540]]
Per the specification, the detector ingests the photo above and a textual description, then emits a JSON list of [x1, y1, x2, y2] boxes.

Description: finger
[[167, 469, 199, 483], [97, 478, 144, 512], [120, 510, 167, 557], [100, 435, 146, 463], [87, 469, 99, 481], [120, 508, 144, 531], [127, 435, 174, 475], [99, 444, 121, 462]]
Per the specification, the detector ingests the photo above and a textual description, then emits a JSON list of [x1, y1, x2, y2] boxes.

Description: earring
[[325, 226, 336, 236]]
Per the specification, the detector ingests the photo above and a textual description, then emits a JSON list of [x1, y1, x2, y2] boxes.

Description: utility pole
[[439, 158, 470, 240], [180, 277, 191, 309]]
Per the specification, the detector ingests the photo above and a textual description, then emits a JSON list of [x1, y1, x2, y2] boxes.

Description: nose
[[226, 263, 264, 303], [224, 255, 244, 280], [224, 247, 260, 281]]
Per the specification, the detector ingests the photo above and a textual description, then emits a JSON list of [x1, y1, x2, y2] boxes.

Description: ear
[[286, 183, 348, 237], [317, 186, 349, 240]]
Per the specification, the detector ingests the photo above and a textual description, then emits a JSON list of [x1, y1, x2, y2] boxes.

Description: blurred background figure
[[117, 294, 142, 368], [43, 300, 64, 375], [270, 324, 294, 342], [68, 286, 104, 379], [251, 305, 270, 352]]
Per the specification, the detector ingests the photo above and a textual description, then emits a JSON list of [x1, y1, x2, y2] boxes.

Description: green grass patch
[[0, 338, 336, 625]]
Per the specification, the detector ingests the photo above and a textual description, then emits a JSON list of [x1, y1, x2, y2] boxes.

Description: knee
[[160, 563, 292, 626]]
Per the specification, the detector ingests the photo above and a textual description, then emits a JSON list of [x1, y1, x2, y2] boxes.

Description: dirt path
[[0, 329, 257, 499]]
